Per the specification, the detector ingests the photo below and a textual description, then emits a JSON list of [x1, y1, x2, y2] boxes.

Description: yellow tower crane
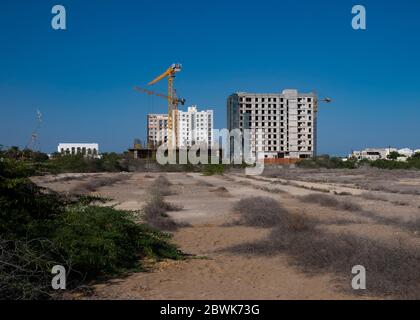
[[147, 63, 182, 150]]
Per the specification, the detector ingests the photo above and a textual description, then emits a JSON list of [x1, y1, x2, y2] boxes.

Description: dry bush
[[300, 194, 362, 212], [228, 194, 420, 298], [309, 186, 330, 193], [233, 197, 291, 228], [226, 219, 420, 298], [360, 192, 385, 201], [143, 194, 185, 231], [143, 177, 187, 231], [239, 180, 253, 186], [70, 174, 128, 194], [255, 185, 287, 194], [405, 219, 420, 233], [323, 216, 364, 225], [288, 213, 316, 232], [209, 186, 231, 197], [220, 175, 235, 182], [148, 175, 173, 196], [195, 180, 214, 187], [333, 191, 352, 196], [0, 238, 72, 300]]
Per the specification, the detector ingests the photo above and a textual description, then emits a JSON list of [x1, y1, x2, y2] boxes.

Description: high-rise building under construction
[[227, 89, 317, 160]]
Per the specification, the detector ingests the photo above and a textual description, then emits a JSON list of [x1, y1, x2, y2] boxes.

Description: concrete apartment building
[[147, 106, 214, 149], [58, 143, 99, 158], [147, 114, 168, 149], [178, 106, 213, 148], [227, 89, 317, 160]]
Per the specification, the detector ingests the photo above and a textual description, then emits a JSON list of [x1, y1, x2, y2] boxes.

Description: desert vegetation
[[299, 194, 362, 212], [227, 196, 420, 299], [0, 160, 182, 300], [142, 176, 187, 231], [70, 174, 130, 194], [296, 153, 420, 170]]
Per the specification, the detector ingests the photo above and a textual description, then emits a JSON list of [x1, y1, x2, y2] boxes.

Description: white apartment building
[[177, 106, 213, 148], [147, 114, 168, 148], [227, 89, 317, 160], [147, 106, 214, 149], [58, 143, 99, 157]]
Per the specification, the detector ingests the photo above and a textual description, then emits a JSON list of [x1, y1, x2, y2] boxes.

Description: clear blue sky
[[1, 0, 419, 155]]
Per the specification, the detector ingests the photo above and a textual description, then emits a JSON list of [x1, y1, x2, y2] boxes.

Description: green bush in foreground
[[53, 205, 182, 276], [0, 159, 182, 299]]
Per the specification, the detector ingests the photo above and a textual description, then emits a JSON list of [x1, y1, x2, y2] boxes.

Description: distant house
[[350, 148, 396, 161], [350, 147, 418, 161], [57, 143, 100, 158], [398, 148, 414, 158]]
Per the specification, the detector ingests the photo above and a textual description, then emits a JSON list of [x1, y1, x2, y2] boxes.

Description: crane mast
[[148, 63, 182, 151]]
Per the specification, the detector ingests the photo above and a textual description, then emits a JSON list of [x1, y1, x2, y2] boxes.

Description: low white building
[[177, 106, 214, 148], [350, 147, 396, 161], [350, 147, 420, 161], [398, 148, 414, 158], [58, 143, 99, 158]]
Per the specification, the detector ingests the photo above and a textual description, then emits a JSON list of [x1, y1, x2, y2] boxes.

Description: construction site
[[130, 63, 332, 166], [2, 1, 420, 308], [3, 61, 420, 301]]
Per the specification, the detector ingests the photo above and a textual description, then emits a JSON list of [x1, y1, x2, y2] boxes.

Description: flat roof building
[[178, 106, 213, 148], [58, 143, 99, 157], [147, 106, 214, 149], [227, 89, 317, 160], [147, 114, 168, 149]]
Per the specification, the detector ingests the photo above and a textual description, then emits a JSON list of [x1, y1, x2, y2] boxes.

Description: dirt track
[[33, 170, 420, 299]]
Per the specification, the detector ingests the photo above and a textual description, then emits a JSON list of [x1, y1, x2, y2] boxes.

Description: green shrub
[[53, 205, 182, 276], [202, 164, 225, 176], [0, 159, 183, 299], [370, 159, 417, 170], [0, 174, 65, 240], [297, 156, 357, 169]]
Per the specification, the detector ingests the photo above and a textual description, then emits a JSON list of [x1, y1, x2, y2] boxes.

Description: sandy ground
[[33, 169, 420, 300]]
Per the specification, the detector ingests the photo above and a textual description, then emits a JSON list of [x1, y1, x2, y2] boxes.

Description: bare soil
[[32, 168, 420, 300]]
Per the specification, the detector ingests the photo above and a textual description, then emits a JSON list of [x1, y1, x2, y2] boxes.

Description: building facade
[[147, 106, 213, 149], [58, 143, 99, 157], [147, 114, 168, 149], [227, 89, 317, 160], [351, 147, 419, 161], [177, 106, 213, 148]]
